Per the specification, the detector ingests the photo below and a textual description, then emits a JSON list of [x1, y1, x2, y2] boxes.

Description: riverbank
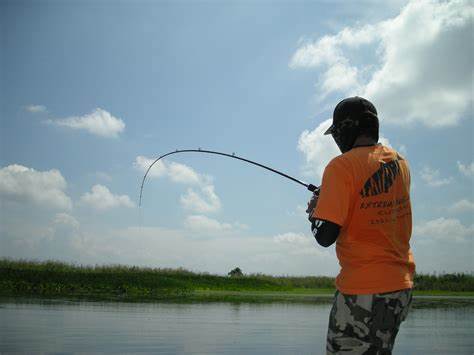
[[1, 259, 473, 308]]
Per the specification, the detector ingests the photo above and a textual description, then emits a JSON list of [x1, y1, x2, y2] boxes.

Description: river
[[1, 299, 473, 354]]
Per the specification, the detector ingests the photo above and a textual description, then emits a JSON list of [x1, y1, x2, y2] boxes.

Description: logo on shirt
[[360, 158, 403, 198]]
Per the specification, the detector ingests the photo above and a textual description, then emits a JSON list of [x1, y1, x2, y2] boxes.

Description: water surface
[[1, 300, 473, 354]]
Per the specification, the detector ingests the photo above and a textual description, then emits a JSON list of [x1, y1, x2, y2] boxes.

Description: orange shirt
[[314, 144, 415, 294]]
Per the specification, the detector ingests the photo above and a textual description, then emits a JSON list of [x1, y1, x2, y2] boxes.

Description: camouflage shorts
[[327, 289, 413, 355]]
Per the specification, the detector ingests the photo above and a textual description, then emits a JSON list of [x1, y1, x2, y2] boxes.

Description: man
[[306, 97, 415, 355]]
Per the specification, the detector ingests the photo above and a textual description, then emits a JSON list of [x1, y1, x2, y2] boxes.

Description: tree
[[228, 267, 243, 277]]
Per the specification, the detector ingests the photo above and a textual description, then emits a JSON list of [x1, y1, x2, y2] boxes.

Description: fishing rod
[[139, 149, 319, 207]]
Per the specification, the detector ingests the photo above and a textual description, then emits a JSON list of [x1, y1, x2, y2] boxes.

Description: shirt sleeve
[[313, 158, 353, 227]]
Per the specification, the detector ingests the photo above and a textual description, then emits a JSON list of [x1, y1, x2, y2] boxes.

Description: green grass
[[1, 259, 473, 307]]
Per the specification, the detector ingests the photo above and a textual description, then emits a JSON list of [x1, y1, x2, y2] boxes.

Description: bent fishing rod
[[139, 149, 319, 207]]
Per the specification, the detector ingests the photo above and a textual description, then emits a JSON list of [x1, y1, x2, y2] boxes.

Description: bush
[[228, 267, 243, 277]]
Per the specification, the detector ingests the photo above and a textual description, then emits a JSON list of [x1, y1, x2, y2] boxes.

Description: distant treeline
[[414, 273, 474, 292], [0, 259, 473, 302]]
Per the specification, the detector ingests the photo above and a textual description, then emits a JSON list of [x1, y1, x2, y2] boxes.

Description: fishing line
[[139, 149, 318, 208]]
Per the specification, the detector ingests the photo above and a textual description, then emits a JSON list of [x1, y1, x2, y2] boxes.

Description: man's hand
[[306, 193, 319, 223]]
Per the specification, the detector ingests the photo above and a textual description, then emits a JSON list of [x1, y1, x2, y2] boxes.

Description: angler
[[306, 96, 415, 354]]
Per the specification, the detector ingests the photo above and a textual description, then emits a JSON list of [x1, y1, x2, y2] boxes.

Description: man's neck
[[353, 136, 378, 148]]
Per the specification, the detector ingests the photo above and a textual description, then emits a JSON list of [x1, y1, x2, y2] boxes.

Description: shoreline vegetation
[[1, 259, 473, 308]]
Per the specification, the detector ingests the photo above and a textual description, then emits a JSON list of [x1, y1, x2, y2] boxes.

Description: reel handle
[[307, 184, 320, 195]]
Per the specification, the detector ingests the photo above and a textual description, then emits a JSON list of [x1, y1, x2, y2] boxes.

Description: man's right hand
[[306, 193, 319, 223]]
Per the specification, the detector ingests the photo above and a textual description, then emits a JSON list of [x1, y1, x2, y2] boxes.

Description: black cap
[[324, 96, 378, 135]]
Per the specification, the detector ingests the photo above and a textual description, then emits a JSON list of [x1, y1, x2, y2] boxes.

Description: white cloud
[[273, 231, 331, 258], [25, 105, 47, 113], [80, 184, 134, 211], [49, 108, 125, 138], [290, 0, 473, 127], [136, 155, 221, 213], [273, 232, 309, 245], [290, 24, 377, 70], [420, 166, 452, 187], [414, 217, 473, 243], [135, 156, 168, 179], [290, 25, 377, 100], [320, 63, 360, 99], [135, 156, 205, 185], [168, 162, 203, 185], [0, 164, 72, 210], [449, 199, 474, 214], [184, 215, 232, 232], [378, 135, 391, 148], [412, 217, 474, 273], [457, 161, 474, 178], [180, 185, 221, 213], [34, 213, 84, 258], [52, 213, 80, 229], [297, 119, 340, 180]]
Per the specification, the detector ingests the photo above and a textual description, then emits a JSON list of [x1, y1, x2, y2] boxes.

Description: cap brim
[[323, 124, 335, 135]]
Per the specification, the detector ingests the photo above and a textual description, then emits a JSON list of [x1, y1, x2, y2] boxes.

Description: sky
[[1, 0, 472, 276]]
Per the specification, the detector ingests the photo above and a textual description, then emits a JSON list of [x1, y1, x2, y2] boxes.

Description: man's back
[[315, 144, 415, 294]]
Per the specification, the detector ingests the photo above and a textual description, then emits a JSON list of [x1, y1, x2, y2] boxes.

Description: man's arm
[[306, 158, 352, 247], [311, 219, 340, 247], [306, 193, 341, 247]]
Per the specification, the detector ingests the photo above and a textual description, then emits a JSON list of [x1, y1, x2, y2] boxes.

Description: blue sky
[[1, 0, 472, 276]]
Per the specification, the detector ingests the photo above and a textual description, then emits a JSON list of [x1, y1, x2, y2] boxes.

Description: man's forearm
[[311, 219, 340, 247]]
